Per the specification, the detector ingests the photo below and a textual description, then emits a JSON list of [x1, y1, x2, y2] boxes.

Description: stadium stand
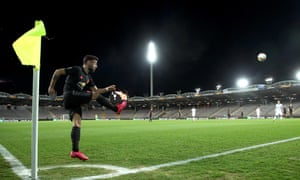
[[1, 80, 300, 121]]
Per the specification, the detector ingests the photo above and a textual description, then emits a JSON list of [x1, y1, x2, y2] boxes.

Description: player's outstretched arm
[[48, 68, 66, 96]]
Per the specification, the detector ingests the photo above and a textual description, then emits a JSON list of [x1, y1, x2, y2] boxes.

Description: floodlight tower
[[147, 41, 157, 119], [147, 41, 157, 97]]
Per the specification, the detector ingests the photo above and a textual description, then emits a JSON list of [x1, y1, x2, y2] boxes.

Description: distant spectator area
[[0, 80, 300, 120]]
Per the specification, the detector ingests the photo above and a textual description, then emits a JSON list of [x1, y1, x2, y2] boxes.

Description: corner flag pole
[[31, 67, 40, 179]]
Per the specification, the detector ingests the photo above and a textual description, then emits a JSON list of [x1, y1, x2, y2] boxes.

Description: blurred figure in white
[[256, 105, 261, 119], [274, 100, 283, 120], [191, 107, 196, 121]]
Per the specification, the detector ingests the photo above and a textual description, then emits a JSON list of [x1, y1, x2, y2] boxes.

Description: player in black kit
[[48, 55, 127, 161]]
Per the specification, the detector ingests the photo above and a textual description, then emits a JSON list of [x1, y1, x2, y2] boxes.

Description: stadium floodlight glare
[[216, 84, 222, 90], [195, 88, 201, 95], [265, 77, 273, 84], [296, 71, 300, 80], [236, 78, 249, 88], [147, 41, 157, 97], [147, 41, 157, 64]]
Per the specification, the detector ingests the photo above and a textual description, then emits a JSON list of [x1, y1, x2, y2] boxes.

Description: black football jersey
[[63, 66, 95, 93]]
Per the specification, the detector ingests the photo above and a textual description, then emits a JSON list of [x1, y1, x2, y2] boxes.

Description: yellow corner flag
[[12, 20, 46, 69]]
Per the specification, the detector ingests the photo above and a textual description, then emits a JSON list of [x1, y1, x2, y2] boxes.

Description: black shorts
[[63, 91, 92, 120]]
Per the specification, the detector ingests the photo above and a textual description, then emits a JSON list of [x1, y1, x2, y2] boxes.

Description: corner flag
[[12, 20, 46, 180], [12, 20, 46, 69]]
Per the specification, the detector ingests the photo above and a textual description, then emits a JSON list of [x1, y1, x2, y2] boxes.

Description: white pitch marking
[[2, 136, 300, 180], [72, 136, 300, 180], [39, 164, 131, 172], [0, 144, 31, 180]]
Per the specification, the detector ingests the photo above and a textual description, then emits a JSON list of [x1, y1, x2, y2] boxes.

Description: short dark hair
[[83, 55, 99, 64]]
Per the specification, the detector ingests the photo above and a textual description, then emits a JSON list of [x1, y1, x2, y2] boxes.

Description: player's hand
[[48, 87, 56, 97], [106, 85, 116, 92]]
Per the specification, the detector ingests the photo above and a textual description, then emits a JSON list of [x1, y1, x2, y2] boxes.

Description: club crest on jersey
[[77, 81, 86, 90]]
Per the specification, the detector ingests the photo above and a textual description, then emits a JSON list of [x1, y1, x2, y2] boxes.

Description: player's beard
[[88, 65, 96, 73], [88, 68, 95, 73]]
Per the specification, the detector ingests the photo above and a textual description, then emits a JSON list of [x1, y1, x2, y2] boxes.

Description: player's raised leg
[[92, 90, 127, 114]]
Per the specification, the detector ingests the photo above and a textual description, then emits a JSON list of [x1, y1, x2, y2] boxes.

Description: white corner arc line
[[0, 144, 31, 180], [72, 136, 300, 180], [39, 164, 131, 172]]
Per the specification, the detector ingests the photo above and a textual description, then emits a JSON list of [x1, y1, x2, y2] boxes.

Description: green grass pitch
[[1, 119, 300, 179]]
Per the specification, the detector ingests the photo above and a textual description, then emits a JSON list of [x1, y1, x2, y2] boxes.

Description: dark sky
[[1, 1, 300, 97]]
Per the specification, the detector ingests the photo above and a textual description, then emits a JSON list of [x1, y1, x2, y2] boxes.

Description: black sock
[[96, 94, 118, 112], [71, 126, 80, 152]]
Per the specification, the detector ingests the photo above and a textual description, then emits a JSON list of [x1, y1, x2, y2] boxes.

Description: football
[[257, 52, 267, 62], [109, 90, 128, 105]]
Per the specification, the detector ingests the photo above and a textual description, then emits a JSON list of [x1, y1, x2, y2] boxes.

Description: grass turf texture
[[0, 119, 300, 179]]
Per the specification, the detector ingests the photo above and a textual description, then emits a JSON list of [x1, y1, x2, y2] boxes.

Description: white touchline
[[1, 136, 300, 180], [0, 144, 31, 180], [72, 136, 300, 180]]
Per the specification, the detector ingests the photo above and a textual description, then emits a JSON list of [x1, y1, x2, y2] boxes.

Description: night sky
[[1, 1, 300, 97]]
